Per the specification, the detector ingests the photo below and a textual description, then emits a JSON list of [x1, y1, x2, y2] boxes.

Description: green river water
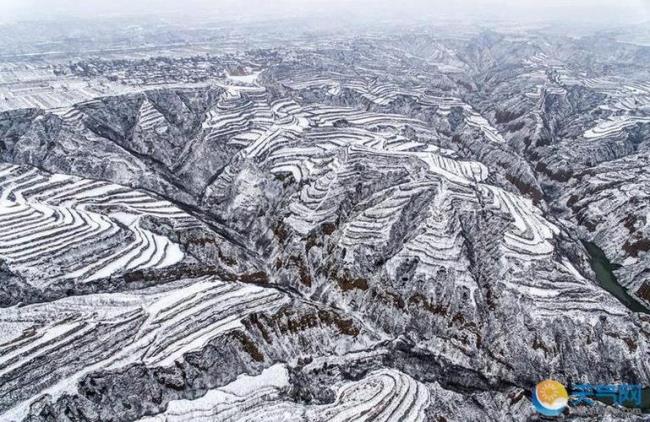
[[582, 240, 648, 314], [581, 240, 650, 411]]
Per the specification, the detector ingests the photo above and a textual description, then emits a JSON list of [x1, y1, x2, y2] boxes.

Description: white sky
[[0, 0, 648, 25]]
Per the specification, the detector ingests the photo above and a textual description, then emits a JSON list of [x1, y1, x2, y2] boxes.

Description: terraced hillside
[[1, 29, 650, 421]]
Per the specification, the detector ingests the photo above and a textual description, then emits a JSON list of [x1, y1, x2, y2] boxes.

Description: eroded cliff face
[[1, 31, 650, 421]]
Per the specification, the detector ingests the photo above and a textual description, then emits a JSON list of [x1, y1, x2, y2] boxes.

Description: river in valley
[[582, 240, 648, 314]]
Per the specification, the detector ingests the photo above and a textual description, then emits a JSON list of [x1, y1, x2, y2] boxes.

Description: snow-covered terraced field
[[202, 88, 275, 144], [342, 78, 401, 105], [0, 60, 143, 112], [230, 95, 588, 313], [265, 120, 556, 266], [315, 368, 430, 422], [303, 104, 425, 129], [583, 115, 650, 139], [138, 364, 294, 422], [3, 30, 650, 422], [417, 94, 508, 143], [0, 277, 289, 420], [465, 112, 506, 143], [481, 185, 559, 260], [384, 185, 475, 289], [137, 99, 169, 132], [0, 164, 191, 284], [140, 365, 430, 422], [339, 181, 436, 253]]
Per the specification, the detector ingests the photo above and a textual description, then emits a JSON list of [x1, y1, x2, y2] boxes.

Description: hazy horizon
[[1, 0, 649, 27]]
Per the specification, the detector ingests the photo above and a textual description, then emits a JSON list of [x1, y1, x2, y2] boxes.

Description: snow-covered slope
[[1, 28, 650, 422]]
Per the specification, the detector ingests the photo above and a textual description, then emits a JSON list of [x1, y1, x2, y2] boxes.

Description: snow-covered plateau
[[1, 21, 650, 421]]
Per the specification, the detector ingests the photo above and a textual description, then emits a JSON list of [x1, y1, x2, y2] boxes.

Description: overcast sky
[[1, 0, 649, 25]]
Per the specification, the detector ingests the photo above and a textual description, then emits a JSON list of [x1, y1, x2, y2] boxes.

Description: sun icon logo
[[532, 380, 569, 417]]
